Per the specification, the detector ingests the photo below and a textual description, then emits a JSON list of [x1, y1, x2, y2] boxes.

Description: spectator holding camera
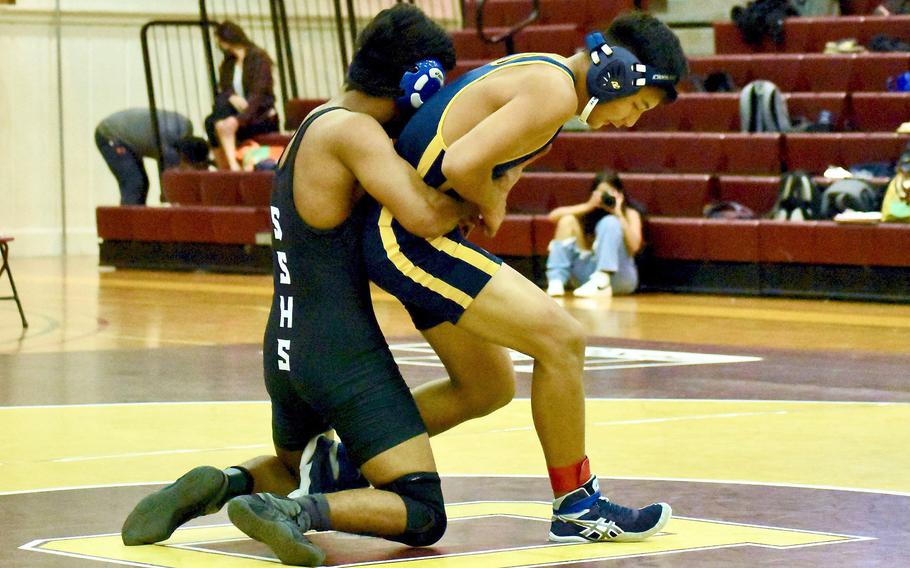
[[545, 170, 645, 298]]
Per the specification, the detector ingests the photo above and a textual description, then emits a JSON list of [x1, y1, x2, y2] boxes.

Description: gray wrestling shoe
[[121, 466, 228, 545], [228, 493, 325, 566]]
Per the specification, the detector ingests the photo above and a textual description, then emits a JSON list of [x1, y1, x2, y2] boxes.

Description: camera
[[601, 192, 616, 208]]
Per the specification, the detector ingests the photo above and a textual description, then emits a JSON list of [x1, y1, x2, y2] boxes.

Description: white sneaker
[[573, 271, 612, 298], [547, 280, 566, 297]]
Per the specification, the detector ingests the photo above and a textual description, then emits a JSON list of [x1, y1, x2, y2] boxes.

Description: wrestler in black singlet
[[263, 107, 426, 465]]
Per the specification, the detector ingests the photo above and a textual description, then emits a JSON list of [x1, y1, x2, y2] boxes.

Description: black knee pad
[[379, 471, 447, 547]]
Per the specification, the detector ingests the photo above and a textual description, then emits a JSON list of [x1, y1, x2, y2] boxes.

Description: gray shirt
[[96, 109, 192, 168]]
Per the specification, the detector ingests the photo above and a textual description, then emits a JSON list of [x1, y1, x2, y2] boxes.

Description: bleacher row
[[714, 15, 910, 54], [96, 2, 910, 300], [287, 92, 910, 135], [451, 52, 910, 90]]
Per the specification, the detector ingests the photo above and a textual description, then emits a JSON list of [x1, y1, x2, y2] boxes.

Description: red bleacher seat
[[96, 206, 141, 241], [531, 215, 556, 255], [507, 172, 593, 213], [872, 223, 910, 267], [716, 175, 780, 216], [462, 0, 632, 31], [687, 54, 910, 92], [285, 99, 328, 130], [466, 214, 534, 256], [646, 218, 706, 260], [623, 173, 715, 217], [453, 24, 583, 61], [703, 219, 761, 262], [758, 220, 819, 263], [632, 93, 849, 132], [239, 171, 274, 206], [849, 93, 910, 132], [161, 170, 204, 204], [463, 0, 584, 27], [538, 133, 782, 175], [841, 0, 884, 14], [199, 171, 244, 206], [784, 133, 910, 174], [170, 207, 217, 243]]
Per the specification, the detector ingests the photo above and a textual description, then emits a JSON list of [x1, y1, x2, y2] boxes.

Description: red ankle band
[[547, 456, 591, 494]]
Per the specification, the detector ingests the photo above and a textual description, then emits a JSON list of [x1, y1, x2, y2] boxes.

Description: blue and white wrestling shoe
[[549, 476, 671, 542], [292, 434, 369, 497]]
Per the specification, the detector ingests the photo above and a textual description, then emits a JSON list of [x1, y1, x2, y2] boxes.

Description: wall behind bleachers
[[0, 0, 200, 256]]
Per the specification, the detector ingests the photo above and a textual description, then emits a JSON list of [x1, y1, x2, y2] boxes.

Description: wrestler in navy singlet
[[362, 54, 575, 329], [263, 107, 426, 465]]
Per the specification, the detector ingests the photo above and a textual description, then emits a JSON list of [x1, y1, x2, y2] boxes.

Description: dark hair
[[581, 169, 644, 236], [605, 11, 688, 101], [215, 21, 253, 47], [591, 169, 623, 193], [346, 4, 456, 98], [174, 136, 211, 167]]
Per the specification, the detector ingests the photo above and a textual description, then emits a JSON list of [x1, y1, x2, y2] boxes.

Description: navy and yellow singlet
[[362, 54, 575, 330]]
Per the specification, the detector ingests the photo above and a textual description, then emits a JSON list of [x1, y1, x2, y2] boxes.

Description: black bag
[[731, 0, 799, 45], [704, 201, 758, 219], [876, 0, 910, 15], [820, 179, 881, 218], [771, 171, 822, 220]]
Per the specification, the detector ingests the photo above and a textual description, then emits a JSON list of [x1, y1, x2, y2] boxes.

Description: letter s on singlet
[[270, 206, 282, 240], [277, 339, 291, 371]]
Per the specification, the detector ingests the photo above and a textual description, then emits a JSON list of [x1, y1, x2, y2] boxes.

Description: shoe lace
[[591, 498, 638, 525]]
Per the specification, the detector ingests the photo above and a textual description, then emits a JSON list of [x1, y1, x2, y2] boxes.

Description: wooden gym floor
[[1, 256, 909, 567]]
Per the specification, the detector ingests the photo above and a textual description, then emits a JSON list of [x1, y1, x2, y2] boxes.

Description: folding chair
[[0, 236, 28, 328]]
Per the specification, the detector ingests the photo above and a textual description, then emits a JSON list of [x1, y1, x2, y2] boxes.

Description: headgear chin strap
[[579, 32, 679, 125], [396, 59, 446, 111]]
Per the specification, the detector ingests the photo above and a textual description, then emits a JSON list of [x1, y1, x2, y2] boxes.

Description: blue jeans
[[95, 130, 148, 205], [545, 215, 638, 294]]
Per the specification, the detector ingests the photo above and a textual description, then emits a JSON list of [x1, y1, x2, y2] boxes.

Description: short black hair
[[174, 136, 211, 167], [346, 4, 456, 98], [605, 11, 688, 101]]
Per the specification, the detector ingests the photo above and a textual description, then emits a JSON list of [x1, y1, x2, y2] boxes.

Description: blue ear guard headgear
[[580, 32, 679, 125], [396, 59, 446, 111]]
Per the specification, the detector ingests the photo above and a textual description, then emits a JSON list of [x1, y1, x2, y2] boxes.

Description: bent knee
[[381, 472, 447, 547]]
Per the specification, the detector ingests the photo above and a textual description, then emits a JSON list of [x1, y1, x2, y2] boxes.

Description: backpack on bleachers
[[771, 171, 822, 220], [732, 0, 798, 45], [819, 179, 880, 219], [740, 80, 792, 133], [877, 0, 910, 15], [789, 0, 840, 15]]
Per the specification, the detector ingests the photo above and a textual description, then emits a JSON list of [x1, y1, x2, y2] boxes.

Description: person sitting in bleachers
[[545, 170, 645, 297], [205, 21, 279, 171]]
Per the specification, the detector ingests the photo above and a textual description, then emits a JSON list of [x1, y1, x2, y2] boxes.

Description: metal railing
[[476, 0, 540, 54], [141, 0, 463, 167], [141, 20, 217, 176]]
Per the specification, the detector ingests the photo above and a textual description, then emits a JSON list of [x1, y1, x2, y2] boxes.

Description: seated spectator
[[95, 109, 210, 205], [205, 21, 279, 171], [545, 170, 645, 298]]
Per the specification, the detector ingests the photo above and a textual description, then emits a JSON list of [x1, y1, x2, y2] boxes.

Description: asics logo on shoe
[[556, 515, 624, 541]]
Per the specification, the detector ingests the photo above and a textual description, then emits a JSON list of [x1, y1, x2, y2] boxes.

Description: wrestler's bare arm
[[441, 67, 576, 225], [335, 113, 470, 238]]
